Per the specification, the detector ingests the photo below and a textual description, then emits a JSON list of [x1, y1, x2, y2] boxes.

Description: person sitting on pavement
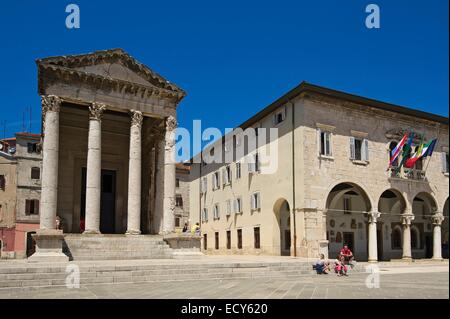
[[314, 254, 330, 274], [334, 255, 348, 276], [339, 245, 354, 265]]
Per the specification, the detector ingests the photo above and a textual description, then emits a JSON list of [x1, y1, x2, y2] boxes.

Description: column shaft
[[162, 116, 177, 234], [432, 214, 444, 260], [40, 96, 61, 230], [126, 110, 143, 235], [84, 103, 105, 234], [401, 215, 414, 260]]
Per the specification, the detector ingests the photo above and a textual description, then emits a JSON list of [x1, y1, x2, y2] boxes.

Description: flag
[[422, 138, 437, 158], [404, 138, 436, 168], [389, 132, 408, 166], [398, 132, 414, 168]]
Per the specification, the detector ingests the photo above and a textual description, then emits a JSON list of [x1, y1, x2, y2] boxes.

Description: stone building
[[29, 49, 186, 262], [175, 163, 190, 231], [0, 133, 42, 258], [189, 82, 449, 261]]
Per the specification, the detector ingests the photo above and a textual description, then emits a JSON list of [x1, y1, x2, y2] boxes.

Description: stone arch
[[272, 198, 291, 256], [325, 182, 372, 261], [412, 192, 438, 217], [378, 188, 407, 215]]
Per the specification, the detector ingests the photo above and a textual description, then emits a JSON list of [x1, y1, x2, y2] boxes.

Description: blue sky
[[0, 0, 448, 143]]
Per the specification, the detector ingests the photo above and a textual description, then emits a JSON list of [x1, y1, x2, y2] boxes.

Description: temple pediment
[[37, 48, 186, 103]]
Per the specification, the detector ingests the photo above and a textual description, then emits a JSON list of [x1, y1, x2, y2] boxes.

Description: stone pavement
[[0, 262, 447, 299]]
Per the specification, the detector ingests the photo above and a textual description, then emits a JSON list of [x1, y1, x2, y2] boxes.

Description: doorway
[[425, 234, 433, 259], [343, 232, 355, 255], [26, 232, 36, 257], [80, 168, 117, 234], [377, 229, 383, 260]]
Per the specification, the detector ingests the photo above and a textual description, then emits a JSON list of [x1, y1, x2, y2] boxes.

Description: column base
[[367, 259, 378, 263], [125, 230, 141, 235], [83, 230, 101, 235], [27, 229, 69, 263], [402, 256, 413, 261], [432, 257, 443, 261]]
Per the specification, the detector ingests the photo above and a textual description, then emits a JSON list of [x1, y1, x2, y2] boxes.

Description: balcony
[[388, 167, 427, 181]]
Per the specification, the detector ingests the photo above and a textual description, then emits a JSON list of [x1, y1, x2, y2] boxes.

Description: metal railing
[[388, 167, 427, 181]]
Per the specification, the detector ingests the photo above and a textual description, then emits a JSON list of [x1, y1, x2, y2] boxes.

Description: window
[[234, 197, 242, 214], [254, 227, 260, 249], [0, 175, 5, 191], [215, 232, 219, 250], [175, 178, 180, 187], [175, 195, 183, 207], [212, 172, 220, 190], [203, 234, 208, 250], [389, 141, 399, 167], [27, 143, 39, 154], [213, 203, 220, 220], [0, 204, 3, 222], [226, 231, 231, 249], [223, 166, 232, 185], [443, 152, 449, 174], [391, 227, 402, 249], [343, 197, 351, 214], [31, 167, 40, 180], [25, 199, 39, 215], [319, 130, 332, 156], [202, 208, 208, 222], [226, 199, 232, 216], [175, 217, 180, 227], [237, 229, 243, 249], [273, 108, 286, 125], [350, 137, 369, 161], [251, 192, 261, 211], [201, 177, 207, 193], [235, 162, 241, 179], [248, 153, 260, 173]]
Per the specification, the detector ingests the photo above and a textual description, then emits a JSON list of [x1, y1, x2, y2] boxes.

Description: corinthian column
[[431, 213, 444, 260], [126, 110, 143, 235], [84, 102, 106, 234], [401, 214, 415, 260], [162, 116, 177, 234], [367, 211, 381, 262], [40, 95, 61, 230]]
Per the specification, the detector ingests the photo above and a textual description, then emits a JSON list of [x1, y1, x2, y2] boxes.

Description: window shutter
[[248, 159, 255, 173], [328, 132, 333, 156], [233, 199, 238, 213], [251, 194, 255, 210], [317, 129, 321, 156], [442, 152, 448, 173], [349, 137, 356, 159], [25, 200, 30, 215], [222, 169, 226, 185], [35, 200, 40, 215], [363, 139, 369, 161], [256, 193, 261, 209]]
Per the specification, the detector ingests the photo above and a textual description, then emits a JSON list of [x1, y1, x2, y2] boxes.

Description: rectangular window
[[237, 229, 243, 249], [445, 153, 450, 174], [235, 162, 241, 179], [0, 175, 5, 191], [251, 192, 261, 211], [213, 203, 220, 220], [273, 108, 286, 125], [212, 172, 220, 190], [226, 199, 232, 216], [27, 143, 39, 154], [202, 208, 208, 222], [203, 234, 207, 250], [25, 199, 39, 215], [175, 178, 180, 187], [175, 217, 180, 227], [350, 137, 369, 161], [254, 227, 260, 249], [234, 197, 242, 214], [31, 167, 40, 180], [215, 232, 219, 250], [175, 195, 183, 207], [319, 130, 332, 156], [223, 166, 232, 185], [226, 230, 231, 249], [343, 197, 351, 215], [201, 177, 207, 193], [248, 153, 260, 173]]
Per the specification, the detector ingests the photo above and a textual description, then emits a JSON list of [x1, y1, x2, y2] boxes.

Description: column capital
[[41, 95, 61, 113], [431, 213, 445, 226], [165, 115, 177, 132], [401, 214, 415, 226], [130, 110, 143, 128], [366, 211, 381, 223], [89, 102, 106, 120]]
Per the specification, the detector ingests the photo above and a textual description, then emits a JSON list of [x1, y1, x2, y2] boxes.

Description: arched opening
[[378, 189, 406, 260], [411, 226, 420, 249], [412, 192, 437, 259], [26, 231, 36, 257], [326, 183, 371, 261], [273, 199, 291, 256], [443, 198, 449, 258]]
